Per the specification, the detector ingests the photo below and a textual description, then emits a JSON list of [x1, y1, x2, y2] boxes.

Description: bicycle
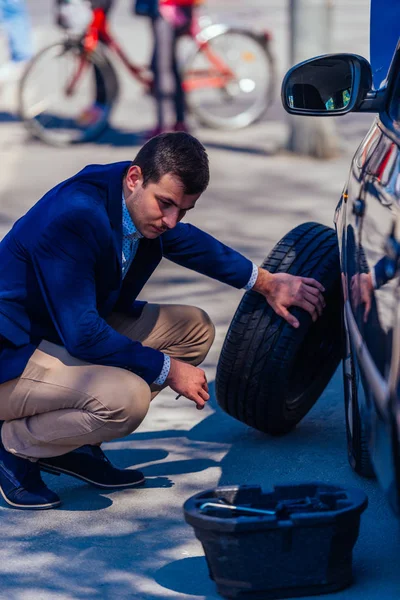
[[18, 6, 276, 146]]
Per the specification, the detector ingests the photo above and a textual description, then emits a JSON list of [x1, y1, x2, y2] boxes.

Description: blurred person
[[55, 0, 115, 125], [147, 0, 202, 136], [0, 0, 33, 85], [0, 132, 325, 510]]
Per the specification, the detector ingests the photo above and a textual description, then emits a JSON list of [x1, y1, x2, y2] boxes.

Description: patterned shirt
[[122, 196, 143, 278]]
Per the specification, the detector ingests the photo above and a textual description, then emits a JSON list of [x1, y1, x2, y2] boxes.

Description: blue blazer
[[0, 162, 253, 384]]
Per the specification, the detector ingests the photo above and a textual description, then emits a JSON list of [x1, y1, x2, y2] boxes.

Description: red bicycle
[[18, 7, 276, 146]]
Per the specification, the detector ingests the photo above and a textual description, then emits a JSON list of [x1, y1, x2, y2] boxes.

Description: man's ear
[[125, 165, 143, 192]]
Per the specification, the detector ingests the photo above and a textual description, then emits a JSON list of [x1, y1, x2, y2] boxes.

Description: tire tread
[[216, 222, 342, 433]]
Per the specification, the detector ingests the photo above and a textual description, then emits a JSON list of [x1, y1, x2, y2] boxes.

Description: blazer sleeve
[[31, 204, 164, 384], [161, 223, 253, 289]]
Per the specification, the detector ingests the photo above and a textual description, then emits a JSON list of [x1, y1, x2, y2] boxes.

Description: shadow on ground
[[87, 126, 280, 156], [0, 373, 395, 599], [0, 111, 18, 123]]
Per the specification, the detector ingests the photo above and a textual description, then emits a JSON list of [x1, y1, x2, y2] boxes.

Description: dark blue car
[[215, 2, 400, 517]]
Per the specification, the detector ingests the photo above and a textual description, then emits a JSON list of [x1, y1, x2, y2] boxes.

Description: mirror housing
[[281, 53, 376, 116]]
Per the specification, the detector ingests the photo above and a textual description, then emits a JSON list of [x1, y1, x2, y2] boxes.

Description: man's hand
[[253, 267, 326, 328], [166, 358, 209, 410]]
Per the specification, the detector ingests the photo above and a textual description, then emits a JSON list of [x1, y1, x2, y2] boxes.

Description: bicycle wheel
[[183, 27, 275, 130], [19, 40, 118, 146]]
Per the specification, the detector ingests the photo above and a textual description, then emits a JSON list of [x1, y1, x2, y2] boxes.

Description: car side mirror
[[281, 54, 375, 116]]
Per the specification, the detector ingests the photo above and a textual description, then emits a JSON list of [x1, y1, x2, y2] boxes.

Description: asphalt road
[[0, 1, 399, 599]]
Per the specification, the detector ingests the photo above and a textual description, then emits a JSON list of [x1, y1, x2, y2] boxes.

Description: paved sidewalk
[[0, 2, 399, 599]]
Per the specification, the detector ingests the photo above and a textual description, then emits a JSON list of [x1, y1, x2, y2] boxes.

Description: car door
[[350, 127, 397, 381], [348, 57, 400, 507]]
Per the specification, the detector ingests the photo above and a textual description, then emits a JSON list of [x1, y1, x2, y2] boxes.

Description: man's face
[[123, 166, 201, 239]]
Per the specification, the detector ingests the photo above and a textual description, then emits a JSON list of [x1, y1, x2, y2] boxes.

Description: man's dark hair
[[131, 132, 209, 195]]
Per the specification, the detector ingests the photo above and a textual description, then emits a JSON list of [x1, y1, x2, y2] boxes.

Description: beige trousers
[[0, 304, 215, 460]]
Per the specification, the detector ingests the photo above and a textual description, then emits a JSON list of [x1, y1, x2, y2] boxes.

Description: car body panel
[[336, 107, 400, 514], [282, 24, 400, 514]]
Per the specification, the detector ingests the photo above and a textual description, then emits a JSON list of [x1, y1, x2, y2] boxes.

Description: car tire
[[215, 222, 343, 435], [343, 347, 375, 478]]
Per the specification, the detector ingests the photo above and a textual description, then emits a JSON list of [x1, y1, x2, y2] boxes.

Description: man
[[148, 0, 200, 136], [0, 133, 325, 510]]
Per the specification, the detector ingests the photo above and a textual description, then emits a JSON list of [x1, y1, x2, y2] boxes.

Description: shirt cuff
[[243, 263, 258, 290], [154, 353, 170, 385]]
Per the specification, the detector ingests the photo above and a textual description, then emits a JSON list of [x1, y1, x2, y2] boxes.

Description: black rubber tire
[[216, 222, 343, 435], [19, 40, 118, 146], [343, 348, 375, 478]]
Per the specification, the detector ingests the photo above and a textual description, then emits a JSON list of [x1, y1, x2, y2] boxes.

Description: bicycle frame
[[76, 7, 238, 93], [82, 8, 151, 85], [20, 8, 275, 144]]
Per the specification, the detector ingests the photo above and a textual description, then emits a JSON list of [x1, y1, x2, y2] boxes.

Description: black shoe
[[0, 433, 61, 510], [39, 445, 145, 489]]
